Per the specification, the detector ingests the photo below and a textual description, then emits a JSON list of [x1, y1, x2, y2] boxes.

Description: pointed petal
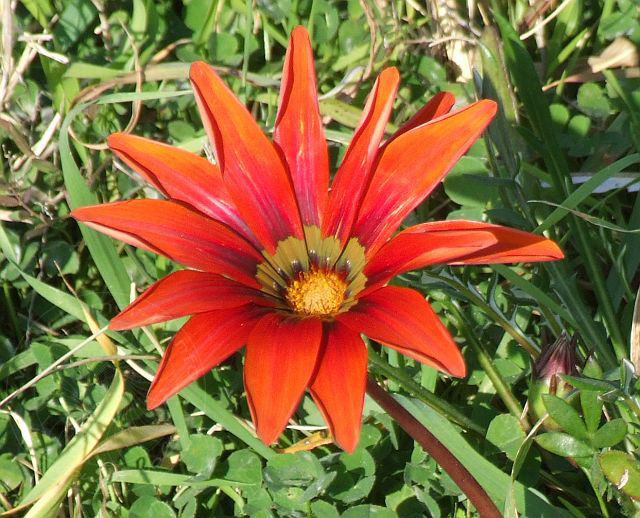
[[147, 305, 264, 409], [443, 222, 565, 264], [274, 27, 329, 227], [108, 133, 257, 245], [310, 322, 367, 453], [352, 100, 498, 256], [244, 314, 323, 445], [109, 270, 272, 331], [190, 62, 303, 253], [337, 286, 465, 377], [323, 68, 400, 244], [363, 223, 498, 293], [383, 91, 455, 147], [72, 200, 262, 287]]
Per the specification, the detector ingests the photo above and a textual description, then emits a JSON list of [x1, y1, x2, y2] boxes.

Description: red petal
[[337, 286, 465, 377], [382, 91, 455, 148], [363, 222, 498, 293], [108, 133, 257, 245], [323, 68, 400, 244], [444, 222, 565, 264], [190, 62, 303, 253], [310, 322, 367, 453], [72, 200, 262, 288], [351, 100, 497, 256], [244, 314, 323, 445], [147, 305, 263, 409], [274, 27, 329, 227], [109, 270, 271, 330]]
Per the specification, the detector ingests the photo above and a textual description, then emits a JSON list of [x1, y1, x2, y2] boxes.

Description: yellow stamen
[[286, 270, 347, 316]]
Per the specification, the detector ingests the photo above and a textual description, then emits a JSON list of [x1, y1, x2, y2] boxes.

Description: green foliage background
[[2, 0, 640, 516]]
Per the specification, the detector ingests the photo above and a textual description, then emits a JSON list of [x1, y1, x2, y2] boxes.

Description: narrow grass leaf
[[111, 469, 255, 488], [19, 366, 125, 507], [536, 154, 640, 233], [91, 424, 176, 456]]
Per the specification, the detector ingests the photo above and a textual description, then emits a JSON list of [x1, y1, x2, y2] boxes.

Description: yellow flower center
[[285, 269, 347, 316]]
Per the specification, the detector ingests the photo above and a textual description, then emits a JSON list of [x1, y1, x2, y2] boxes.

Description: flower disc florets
[[286, 269, 347, 316]]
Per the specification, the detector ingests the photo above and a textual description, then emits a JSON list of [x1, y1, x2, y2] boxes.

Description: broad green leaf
[[182, 434, 223, 475], [341, 505, 398, 518], [486, 414, 526, 460], [592, 419, 627, 448], [535, 432, 593, 458], [224, 449, 263, 485], [542, 394, 588, 440], [130, 496, 176, 518], [599, 451, 640, 500], [580, 390, 603, 433]]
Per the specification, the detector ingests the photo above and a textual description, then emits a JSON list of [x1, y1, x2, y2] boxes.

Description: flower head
[[72, 27, 564, 452]]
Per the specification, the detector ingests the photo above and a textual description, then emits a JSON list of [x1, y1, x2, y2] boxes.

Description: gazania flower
[[72, 27, 563, 453]]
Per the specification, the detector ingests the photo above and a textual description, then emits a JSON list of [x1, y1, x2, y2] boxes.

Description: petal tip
[[189, 61, 211, 81], [291, 25, 310, 39]]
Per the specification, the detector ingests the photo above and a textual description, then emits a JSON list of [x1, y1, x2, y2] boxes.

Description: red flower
[[72, 27, 563, 452]]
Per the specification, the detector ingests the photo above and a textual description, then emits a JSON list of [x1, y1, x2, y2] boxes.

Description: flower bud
[[528, 332, 579, 429]]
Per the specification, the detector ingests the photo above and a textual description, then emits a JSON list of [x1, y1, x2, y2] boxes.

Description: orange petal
[[337, 286, 466, 377], [382, 91, 455, 149], [323, 68, 400, 244], [108, 133, 257, 246], [190, 62, 303, 253], [71, 200, 262, 288], [147, 305, 264, 409], [274, 27, 329, 227], [352, 100, 497, 256], [363, 223, 498, 294], [109, 270, 271, 330], [244, 314, 323, 445], [443, 222, 565, 264], [310, 322, 367, 453]]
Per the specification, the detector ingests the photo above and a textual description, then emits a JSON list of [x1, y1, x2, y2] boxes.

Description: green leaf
[[577, 83, 612, 118], [178, 383, 274, 459], [599, 451, 640, 500], [341, 505, 398, 518], [224, 449, 263, 485], [60, 103, 132, 310], [264, 452, 323, 489], [130, 496, 176, 518], [91, 425, 177, 457], [52, 0, 98, 51], [21, 367, 125, 513], [535, 154, 640, 233], [395, 396, 571, 516], [535, 432, 593, 458], [542, 394, 588, 440], [580, 390, 603, 433], [486, 414, 526, 460], [592, 419, 627, 448], [182, 435, 223, 475], [111, 470, 255, 488]]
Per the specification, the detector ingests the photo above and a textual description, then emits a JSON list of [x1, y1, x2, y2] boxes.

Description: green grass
[[2, 0, 640, 516]]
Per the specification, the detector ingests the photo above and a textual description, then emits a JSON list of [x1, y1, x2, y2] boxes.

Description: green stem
[[448, 303, 529, 430], [368, 348, 485, 435]]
